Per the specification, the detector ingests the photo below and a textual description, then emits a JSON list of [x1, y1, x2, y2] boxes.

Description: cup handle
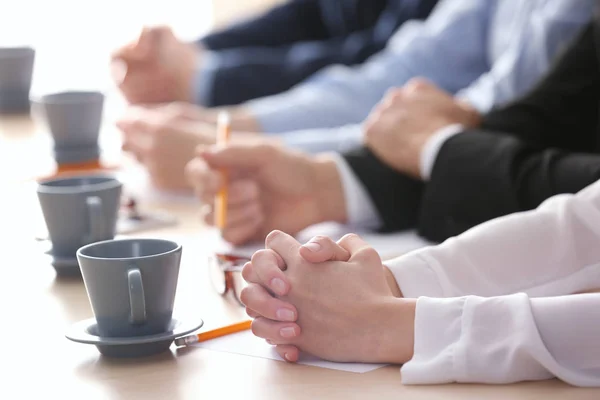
[[86, 196, 105, 244], [128, 268, 147, 325]]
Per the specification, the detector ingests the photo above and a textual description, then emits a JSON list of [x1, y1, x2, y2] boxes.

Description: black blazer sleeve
[[417, 21, 600, 242], [199, 0, 328, 50], [343, 147, 424, 232]]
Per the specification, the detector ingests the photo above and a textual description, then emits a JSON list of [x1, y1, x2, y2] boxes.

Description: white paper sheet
[[193, 330, 387, 373]]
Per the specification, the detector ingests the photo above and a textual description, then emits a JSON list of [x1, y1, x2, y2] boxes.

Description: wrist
[[384, 265, 403, 298], [373, 298, 416, 364], [311, 154, 347, 225], [457, 101, 482, 128]]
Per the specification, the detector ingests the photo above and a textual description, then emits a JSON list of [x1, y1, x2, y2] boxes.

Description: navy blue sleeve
[[199, 0, 328, 50]]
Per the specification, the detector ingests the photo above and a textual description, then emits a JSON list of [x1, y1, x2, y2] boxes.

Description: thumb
[[299, 236, 351, 263], [198, 142, 276, 170]]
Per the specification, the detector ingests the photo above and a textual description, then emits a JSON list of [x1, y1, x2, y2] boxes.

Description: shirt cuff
[[329, 153, 382, 230], [419, 124, 464, 180], [192, 50, 220, 107], [383, 252, 444, 298], [401, 296, 467, 385]]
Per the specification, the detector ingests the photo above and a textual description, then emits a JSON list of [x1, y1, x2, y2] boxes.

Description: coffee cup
[[31, 90, 104, 165], [77, 238, 183, 338], [0, 46, 35, 114], [37, 174, 122, 259]]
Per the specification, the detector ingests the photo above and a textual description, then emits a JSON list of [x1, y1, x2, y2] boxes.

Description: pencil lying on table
[[215, 111, 231, 230], [175, 320, 252, 346]]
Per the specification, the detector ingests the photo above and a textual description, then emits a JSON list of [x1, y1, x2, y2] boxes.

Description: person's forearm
[[388, 178, 600, 300], [402, 293, 600, 386]]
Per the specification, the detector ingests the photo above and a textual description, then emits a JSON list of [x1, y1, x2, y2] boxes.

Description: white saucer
[[66, 316, 204, 358], [44, 249, 80, 276]]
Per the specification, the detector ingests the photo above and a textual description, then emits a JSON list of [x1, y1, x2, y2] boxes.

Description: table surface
[[2, 112, 599, 399]]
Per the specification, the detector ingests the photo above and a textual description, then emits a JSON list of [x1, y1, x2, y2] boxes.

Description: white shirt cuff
[[401, 296, 467, 385], [193, 50, 220, 106], [419, 124, 464, 180], [330, 153, 382, 230]]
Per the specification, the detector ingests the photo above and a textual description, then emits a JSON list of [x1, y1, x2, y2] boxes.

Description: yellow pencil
[[174, 320, 252, 346], [215, 111, 231, 229]]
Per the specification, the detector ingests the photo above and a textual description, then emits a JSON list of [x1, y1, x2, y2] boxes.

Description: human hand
[[241, 231, 414, 364], [184, 142, 347, 245], [117, 102, 216, 191], [111, 26, 199, 104], [363, 78, 481, 178]]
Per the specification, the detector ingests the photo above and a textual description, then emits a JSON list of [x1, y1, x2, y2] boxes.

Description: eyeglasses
[[208, 253, 250, 306]]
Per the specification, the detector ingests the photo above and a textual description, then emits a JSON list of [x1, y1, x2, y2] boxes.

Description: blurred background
[[0, 0, 281, 96], [0, 0, 281, 184]]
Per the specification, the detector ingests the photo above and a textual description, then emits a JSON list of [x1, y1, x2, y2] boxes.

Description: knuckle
[[239, 286, 251, 306], [241, 261, 253, 281], [359, 246, 381, 263], [251, 318, 262, 336], [340, 233, 360, 244], [251, 249, 272, 265], [265, 230, 283, 247]]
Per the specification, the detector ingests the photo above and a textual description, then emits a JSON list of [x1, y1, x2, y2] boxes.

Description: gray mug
[[77, 239, 183, 338], [31, 91, 104, 164], [37, 174, 122, 258], [0, 46, 35, 114]]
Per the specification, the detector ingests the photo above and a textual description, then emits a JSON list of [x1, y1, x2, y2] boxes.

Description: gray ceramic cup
[[0, 47, 35, 114], [37, 174, 122, 259], [32, 91, 104, 164], [77, 239, 183, 338]]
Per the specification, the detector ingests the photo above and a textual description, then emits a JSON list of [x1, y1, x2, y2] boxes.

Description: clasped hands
[[239, 230, 417, 365]]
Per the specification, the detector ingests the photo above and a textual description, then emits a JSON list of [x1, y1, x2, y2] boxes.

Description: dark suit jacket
[[344, 19, 600, 243], [198, 0, 439, 106]]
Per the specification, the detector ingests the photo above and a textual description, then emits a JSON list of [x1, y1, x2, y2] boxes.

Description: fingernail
[[276, 308, 296, 321], [302, 241, 321, 252], [270, 278, 286, 295], [280, 327, 297, 338], [284, 353, 292, 362]]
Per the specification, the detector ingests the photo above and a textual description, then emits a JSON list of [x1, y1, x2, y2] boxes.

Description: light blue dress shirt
[[242, 0, 594, 153]]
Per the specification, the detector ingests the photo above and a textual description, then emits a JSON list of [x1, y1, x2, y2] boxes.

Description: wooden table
[[2, 114, 599, 399]]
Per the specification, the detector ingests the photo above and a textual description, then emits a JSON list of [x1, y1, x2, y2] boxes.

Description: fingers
[[337, 233, 381, 265], [265, 230, 302, 267], [245, 307, 260, 319], [244, 249, 288, 295], [403, 77, 435, 94], [239, 284, 297, 322], [251, 317, 301, 343], [185, 157, 223, 200], [186, 162, 258, 205], [221, 207, 265, 245], [198, 141, 277, 169], [275, 345, 300, 363], [299, 235, 351, 263]]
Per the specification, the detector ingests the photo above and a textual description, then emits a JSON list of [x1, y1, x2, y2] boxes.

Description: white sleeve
[[419, 124, 464, 180], [329, 153, 382, 230], [385, 179, 600, 299], [402, 293, 600, 386]]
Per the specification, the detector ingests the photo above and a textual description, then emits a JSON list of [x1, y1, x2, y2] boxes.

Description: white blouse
[[386, 179, 600, 386]]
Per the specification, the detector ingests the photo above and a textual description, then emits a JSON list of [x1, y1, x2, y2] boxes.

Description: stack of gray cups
[[32, 91, 105, 165], [0, 46, 35, 114]]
